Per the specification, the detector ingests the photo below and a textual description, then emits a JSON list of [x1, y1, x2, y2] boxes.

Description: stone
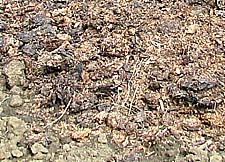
[[4, 60, 25, 75], [31, 143, 49, 155], [6, 116, 26, 136], [98, 133, 108, 144], [0, 151, 11, 160], [62, 144, 70, 151], [33, 152, 46, 160], [0, 143, 11, 160], [210, 151, 223, 162], [9, 75, 25, 87], [182, 117, 201, 131], [56, 33, 71, 40], [11, 149, 23, 158], [175, 67, 181, 75], [9, 95, 23, 107], [186, 24, 199, 34], [3, 60, 26, 87], [10, 86, 23, 95]]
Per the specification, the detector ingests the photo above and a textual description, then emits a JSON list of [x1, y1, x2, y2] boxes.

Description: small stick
[[129, 85, 139, 115], [44, 98, 72, 129], [122, 59, 142, 106], [159, 99, 165, 112]]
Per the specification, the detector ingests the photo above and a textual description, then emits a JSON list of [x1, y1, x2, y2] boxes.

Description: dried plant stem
[[122, 59, 142, 107], [129, 85, 139, 115], [44, 98, 72, 129]]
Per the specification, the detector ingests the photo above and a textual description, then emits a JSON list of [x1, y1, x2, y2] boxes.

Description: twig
[[129, 85, 139, 115], [159, 99, 165, 112], [122, 59, 142, 106], [44, 98, 72, 129]]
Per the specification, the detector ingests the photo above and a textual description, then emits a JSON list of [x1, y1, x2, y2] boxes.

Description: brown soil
[[0, 0, 225, 161]]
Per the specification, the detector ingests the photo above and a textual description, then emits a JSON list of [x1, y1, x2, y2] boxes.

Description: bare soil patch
[[0, 0, 225, 161]]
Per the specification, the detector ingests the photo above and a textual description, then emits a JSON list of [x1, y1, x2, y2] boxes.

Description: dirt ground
[[0, 0, 225, 161]]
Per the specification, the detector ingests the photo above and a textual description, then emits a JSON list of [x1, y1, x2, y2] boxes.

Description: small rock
[[8, 46, 19, 57], [11, 149, 23, 158], [6, 117, 25, 129], [17, 32, 33, 43], [10, 86, 23, 95], [175, 67, 181, 75], [3, 60, 26, 87], [52, 8, 68, 16], [10, 75, 25, 87], [31, 143, 49, 155], [107, 112, 129, 129], [62, 144, 70, 151], [180, 77, 217, 92], [4, 60, 25, 76], [182, 117, 201, 131], [71, 128, 91, 141], [0, 151, 11, 160], [0, 143, 11, 160], [56, 155, 65, 162], [98, 133, 108, 144], [56, 33, 71, 41], [33, 152, 46, 160], [6, 116, 26, 137], [128, 28, 136, 35], [186, 24, 199, 34], [9, 95, 23, 107], [112, 130, 126, 145], [210, 151, 223, 162], [165, 150, 176, 157]]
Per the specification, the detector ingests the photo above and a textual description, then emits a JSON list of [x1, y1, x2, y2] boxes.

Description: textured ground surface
[[0, 0, 225, 161]]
